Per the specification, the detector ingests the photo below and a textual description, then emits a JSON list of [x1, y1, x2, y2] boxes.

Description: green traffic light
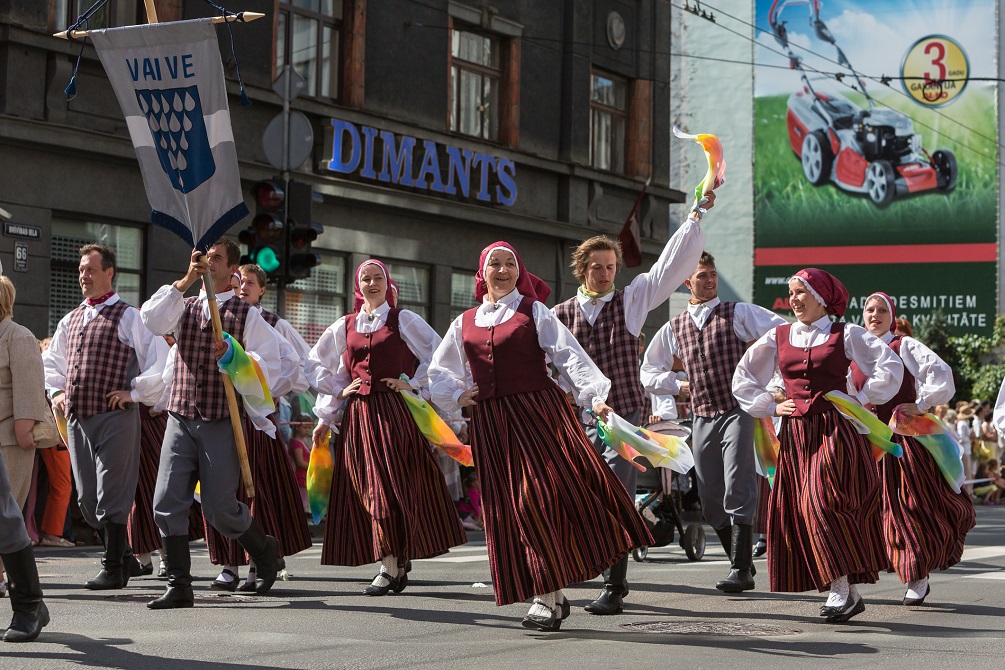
[[254, 246, 280, 273]]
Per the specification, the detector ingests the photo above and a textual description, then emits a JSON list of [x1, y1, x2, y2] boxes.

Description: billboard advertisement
[[753, 0, 998, 334]]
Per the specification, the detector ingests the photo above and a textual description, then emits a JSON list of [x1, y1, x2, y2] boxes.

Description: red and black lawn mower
[[769, 0, 956, 207]]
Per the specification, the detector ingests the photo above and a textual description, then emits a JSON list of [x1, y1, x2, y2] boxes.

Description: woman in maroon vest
[[429, 241, 651, 631], [732, 268, 904, 623], [852, 292, 974, 606], [306, 259, 466, 595]]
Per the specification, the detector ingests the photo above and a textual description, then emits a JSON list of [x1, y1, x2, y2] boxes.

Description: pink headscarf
[[791, 268, 849, 318], [353, 259, 395, 312], [866, 291, 897, 333], [475, 241, 552, 303]]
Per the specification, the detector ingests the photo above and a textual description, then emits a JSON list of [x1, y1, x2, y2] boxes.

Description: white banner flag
[[89, 19, 248, 250]]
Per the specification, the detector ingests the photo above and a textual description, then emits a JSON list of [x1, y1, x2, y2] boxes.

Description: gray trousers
[[0, 446, 31, 554], [67, 406, 141, 528], [582, 408, 641, 496], [692, 406, 757, 529], [153, 412, 251, 539]]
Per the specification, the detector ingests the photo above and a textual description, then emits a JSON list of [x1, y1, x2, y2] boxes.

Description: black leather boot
[[85, 522, 127, 590], [1, 545, 49, 642], [237, 520, 280, 595], [147, 536, 194, 609], [715, 524, 732, 555], [584, 554, 629, 615], [716, 524, 755, 593]]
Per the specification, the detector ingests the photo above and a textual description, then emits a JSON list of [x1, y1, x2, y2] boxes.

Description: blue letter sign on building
[[326, 119, 517, 207]]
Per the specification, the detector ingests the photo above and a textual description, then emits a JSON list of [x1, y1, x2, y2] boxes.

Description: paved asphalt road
[[2, 506, 1003, 669]]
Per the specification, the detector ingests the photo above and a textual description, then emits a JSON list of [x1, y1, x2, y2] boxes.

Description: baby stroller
[[631, 419, 705, 562]]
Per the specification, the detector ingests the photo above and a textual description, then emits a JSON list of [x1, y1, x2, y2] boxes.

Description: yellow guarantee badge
[[901, 35, 969, 107]]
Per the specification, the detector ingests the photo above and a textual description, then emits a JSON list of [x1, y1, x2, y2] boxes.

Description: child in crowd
[[289, 420, 312, 514], [974, 460, 1005, 505], [456, 471, 482, 531]]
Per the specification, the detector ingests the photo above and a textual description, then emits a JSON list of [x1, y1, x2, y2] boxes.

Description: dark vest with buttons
[[461, 296, 554, 400], [167, 295, 251, 420], [62, 301, 136, 418], [343, 309, 417, 395], [553, 290, 646, 417], [777, 322, 849, 416], [670, 302, 745, 418], [850, 336, 914, 423]]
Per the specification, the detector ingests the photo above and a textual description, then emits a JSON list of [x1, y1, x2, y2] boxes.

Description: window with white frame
[[384, 262, 430, 320], [277, 0, 344, 100], [449, 26, 500, 141], [261, 252, 347, 346], [450, 271, 479, 321], [48, 219, 144, 336], [590, 70, 627, 173]]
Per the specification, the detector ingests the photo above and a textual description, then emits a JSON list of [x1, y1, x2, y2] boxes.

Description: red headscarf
[[389, 279, 400, 308], [475, 241, 552, 303], [866, 291, 897, 333], [791, 268, 849, 318], [353, 259, 394, 312]]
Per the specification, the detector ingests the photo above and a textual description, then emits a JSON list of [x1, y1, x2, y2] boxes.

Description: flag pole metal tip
[[53, 12, 265, 39]]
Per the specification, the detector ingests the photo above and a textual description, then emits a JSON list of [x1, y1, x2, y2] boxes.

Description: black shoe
[[236, 521, 280, 596], [211, 569, 239, 592], [1, 546, 49, 642], [522, 601, 561, 631], [903, 583, 930, 606], [134, 561, 154, 577], [85, 523, 128, 590], [364, 571, 403, 596], [147, 536, 194, 610], [583, 586, 624, 615], [716, 524, 755, 592], [824, 595, 865, 623], [558, 595, 571, 621], [716, 569, 756, 593], [4, 601, 50, 643], [753, 539, 767, 558]]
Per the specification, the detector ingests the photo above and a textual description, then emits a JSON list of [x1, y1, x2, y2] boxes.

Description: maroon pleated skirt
[[470, 386, 653, 606], [205, 416, 313, 566], [767, 408, 889, 592], [321, 392, 467, 568], [881, 434, 975, 583], [128, 409, 203, 555]]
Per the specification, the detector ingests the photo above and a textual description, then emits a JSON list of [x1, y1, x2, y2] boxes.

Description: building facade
[[0, 0, 685, 343]]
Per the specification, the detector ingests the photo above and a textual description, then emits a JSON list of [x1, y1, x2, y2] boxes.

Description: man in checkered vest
[[642, 251, 785, 592], [552, 197, 711, 615], [140, 239, 285, 609], [43, 243, 170, 590]]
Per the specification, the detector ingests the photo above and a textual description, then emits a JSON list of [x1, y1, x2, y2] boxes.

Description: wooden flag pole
[[53, 10, 264, 40], [201, 261, 256, 498], [143, 3, 253, 497]]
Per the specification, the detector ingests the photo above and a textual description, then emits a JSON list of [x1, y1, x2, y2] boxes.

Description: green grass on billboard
[[754, 88, 997, 249]]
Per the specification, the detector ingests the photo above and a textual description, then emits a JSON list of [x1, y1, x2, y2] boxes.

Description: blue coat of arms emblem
[[136, 85, 216, 193]]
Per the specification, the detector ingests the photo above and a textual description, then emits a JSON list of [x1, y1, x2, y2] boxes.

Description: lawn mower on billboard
[[769, 0, 956, 207]]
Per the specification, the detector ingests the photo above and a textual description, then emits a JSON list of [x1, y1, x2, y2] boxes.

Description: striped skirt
[[753, 475, 771, 536], [128, 409, 203, 555], [205, 416, 313, 566], [767, 408, 889, 592], [471, 386, 653, 606], [321, 392, 467, 567], [881, 434, 975, 583]]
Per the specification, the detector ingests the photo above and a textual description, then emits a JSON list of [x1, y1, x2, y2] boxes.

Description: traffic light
[[284, 180, 322, 283], [239, 179, 286, 279]]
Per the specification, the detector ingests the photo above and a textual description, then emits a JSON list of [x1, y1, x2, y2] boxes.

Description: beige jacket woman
[[0, 316, 49, 506]]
